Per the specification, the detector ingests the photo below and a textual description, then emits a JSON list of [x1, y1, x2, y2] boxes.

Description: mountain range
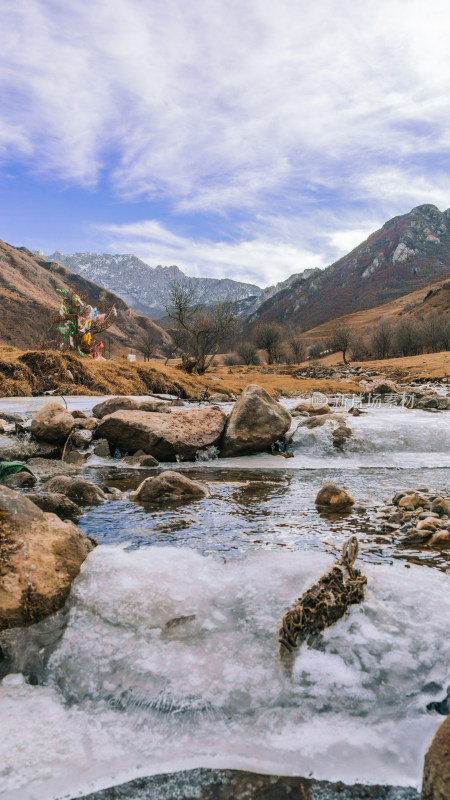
[[45, 252, 264, 319], [46, 205, 450, 332]]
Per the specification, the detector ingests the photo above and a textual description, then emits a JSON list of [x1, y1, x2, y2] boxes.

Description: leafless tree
[[236, 341, 260, 365], [392, 318, 423, 357], [327, 325, 353, 363], [370, 319, 393, 359], [136, 328, 160, 361], [287, 330, 307, 364], [253, 322, 283, 364], [308, 341, 324, 359], [166, 283, 238, 374], [350, 334, 370, 361]]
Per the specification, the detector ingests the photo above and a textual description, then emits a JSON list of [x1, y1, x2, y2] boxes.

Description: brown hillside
[[250, 204, 450, 330], [0, 241, 167, 354], [301, 277, 450, 343]]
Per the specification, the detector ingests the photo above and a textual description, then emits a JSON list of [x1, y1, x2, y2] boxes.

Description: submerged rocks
[[45, 476, 106, 505], [135, 470, 210, 503], [315, 482, 355, 510], [30, 402, 74, 444], [422, 714, 450, 800], [220, 385, 291, 458], [375, 489, 450, 551], [0, 486, 94, 630], [96, 408, 226, 461]]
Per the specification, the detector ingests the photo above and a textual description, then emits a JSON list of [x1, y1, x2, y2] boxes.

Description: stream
[[0, 398, 449, 799]]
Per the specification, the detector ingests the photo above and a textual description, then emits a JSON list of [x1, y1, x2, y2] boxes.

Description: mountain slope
[[300, 277, 450, 343], [46, 251, 263, 319], [0, 241, 167, 353], [249, 205, 450, 330]]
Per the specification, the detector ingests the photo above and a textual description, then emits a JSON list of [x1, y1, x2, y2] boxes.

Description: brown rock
[[135, 470, 209, 503], [123, 453, 159, 467], [26, 457, 81, 480], [24, 491, 82, 521], [430, 497, 450, 517], [64, 450, 89, 467], [0, 486, 94, 630], [315, 482, 355, 510], [71, 409, 88, 419], [293, 400, 331, 415], [398, 493, 427, 511], [138, 400, 171, 413], [430, 531, 450, 545], [220, 384, 291, 458], [31, 402, 74, 444], [2, 471, 37, 489], [417, 517, 442, 532], [92, 396, 141, 418], [74, 417, 98, 430], [422, 714, 450, 800], [45, 476, 106, 505], [96, 408, 227, 461]]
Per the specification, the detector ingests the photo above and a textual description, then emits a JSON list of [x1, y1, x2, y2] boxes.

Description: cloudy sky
[[2, 0, 450, 287]]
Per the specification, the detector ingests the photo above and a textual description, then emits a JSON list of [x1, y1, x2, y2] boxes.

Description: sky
[[2, 0, 450, 288]]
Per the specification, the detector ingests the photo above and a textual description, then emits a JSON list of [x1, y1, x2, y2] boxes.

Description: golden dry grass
[[0, 346, 448, 399]]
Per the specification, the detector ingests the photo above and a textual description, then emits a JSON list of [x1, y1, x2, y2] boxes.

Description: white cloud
[[3, 0, 450, 211], [95, 218, 326, 286]]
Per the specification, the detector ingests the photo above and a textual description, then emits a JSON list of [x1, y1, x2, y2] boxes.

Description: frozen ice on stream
[[1, 546, 448, 800]]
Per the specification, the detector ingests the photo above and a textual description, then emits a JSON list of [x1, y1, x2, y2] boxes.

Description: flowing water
[[0, 399, 449, 800]]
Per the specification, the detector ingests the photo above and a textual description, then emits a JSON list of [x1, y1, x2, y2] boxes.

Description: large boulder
[[31, 402, 74, 444], [315, 482, 355, 510], [0, 486, 94, 630], [422, 714, 450, 800], [96, 408, 227, 461], [45, 476, 106, 505], [220, 385, 291, 457], [135, 470, 210, 503]]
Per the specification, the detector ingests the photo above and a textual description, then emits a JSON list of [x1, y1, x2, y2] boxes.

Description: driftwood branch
[[278, 535, 367, 675]]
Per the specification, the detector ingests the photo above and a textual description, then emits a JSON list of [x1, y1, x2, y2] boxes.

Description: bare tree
[[393, 318, 423, 357], [136, 328, 160, 361], [350, 334, 370, 361], [327, 325, 353, 363], [236, 341, 259, 365], [370, 319, 393, 359], [287, 330, 307, 364], [253, 322, 283, 364], [166, 283, 238, 374], [308, 341, 324, 359]]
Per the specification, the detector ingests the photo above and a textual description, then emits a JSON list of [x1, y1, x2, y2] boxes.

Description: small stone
[[430, 497, 450, 517], [135, 470, 210, 503], [398, 493, 428, 511], [315, 482, 355, 510], [92, 438, 111, 457], [45, 476, 106, 505]]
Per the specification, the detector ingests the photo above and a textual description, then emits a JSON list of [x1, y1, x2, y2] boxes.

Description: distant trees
[[236, 341, 260, 365], [286, 328, 307, 364], [166, 283, 238, 374]]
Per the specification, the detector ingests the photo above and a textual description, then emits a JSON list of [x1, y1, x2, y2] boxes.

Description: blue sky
[[2, 0, 450, 287]]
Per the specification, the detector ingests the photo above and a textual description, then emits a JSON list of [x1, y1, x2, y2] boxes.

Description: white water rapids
[[0, 397, 449, 799]]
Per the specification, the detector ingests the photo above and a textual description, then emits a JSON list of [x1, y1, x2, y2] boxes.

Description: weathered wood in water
[[278, 535, 367, 675]]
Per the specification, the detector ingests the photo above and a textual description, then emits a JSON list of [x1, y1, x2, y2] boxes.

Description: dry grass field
[[1, 345, 448, 399]]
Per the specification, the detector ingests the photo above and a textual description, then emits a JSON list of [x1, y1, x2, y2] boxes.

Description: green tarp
[[0, 462, 37, 483]]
